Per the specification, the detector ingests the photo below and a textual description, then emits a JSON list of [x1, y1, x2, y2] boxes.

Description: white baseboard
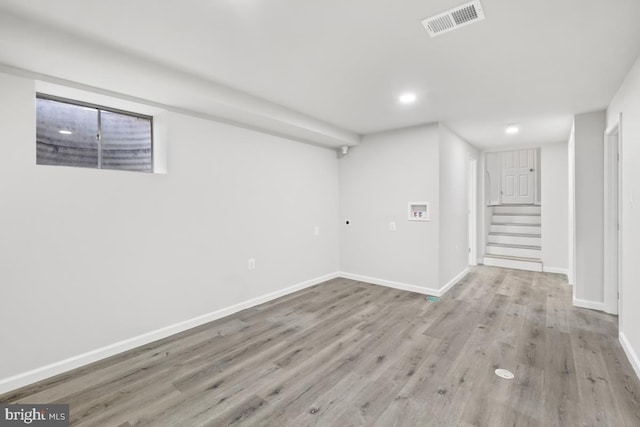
[[620, 332, 640, 381], [543, 266, 568, 275], [439, 267, 470, 295], [0, 272, 339, 395], [338, 269, 468, 298], [572, 298, 605, 312], [338, 272, 440, 296]]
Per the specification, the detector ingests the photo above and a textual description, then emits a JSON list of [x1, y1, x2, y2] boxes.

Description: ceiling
[[1, 0, 639, 149]]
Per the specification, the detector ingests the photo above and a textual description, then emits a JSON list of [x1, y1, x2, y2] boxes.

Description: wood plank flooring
[[2, 266, 640, 426]]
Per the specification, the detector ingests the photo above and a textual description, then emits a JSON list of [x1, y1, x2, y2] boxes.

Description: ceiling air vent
[[421, 0, 485, 38]]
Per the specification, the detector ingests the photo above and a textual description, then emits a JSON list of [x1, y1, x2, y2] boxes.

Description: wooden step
[[482, 254, 543, 272], [488, 232, 541, 246], [492, 214, 541, 224], [493, 205, 541, 215], [491, 223, 541, 233], [486, 203, 543, 272], [486, 242, 542, 258]]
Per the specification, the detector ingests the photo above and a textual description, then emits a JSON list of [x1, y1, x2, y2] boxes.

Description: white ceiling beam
[[0, 11, 360, 149]]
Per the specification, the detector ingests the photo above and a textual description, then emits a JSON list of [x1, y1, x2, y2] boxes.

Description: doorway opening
[[482, 148, 542, 272]]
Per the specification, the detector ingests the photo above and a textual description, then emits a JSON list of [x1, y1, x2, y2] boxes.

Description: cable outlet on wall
[[248, 258, 256, 270], [389, 221, 397, 232]]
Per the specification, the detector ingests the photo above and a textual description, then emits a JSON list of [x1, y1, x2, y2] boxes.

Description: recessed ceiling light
[[399, 93, 417, 104], [59, 130, 72, 135], [505, 125, 519, 135]]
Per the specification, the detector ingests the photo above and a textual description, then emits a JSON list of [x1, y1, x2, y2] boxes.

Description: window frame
[[36, 93, 155, 173]]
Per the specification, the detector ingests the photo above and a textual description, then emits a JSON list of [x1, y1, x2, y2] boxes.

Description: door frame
[[468, 157, 478, 265], [604, 113, 622, 315]]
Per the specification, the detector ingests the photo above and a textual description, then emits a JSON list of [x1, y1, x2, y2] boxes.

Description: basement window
[[36, 94, 153, 173]]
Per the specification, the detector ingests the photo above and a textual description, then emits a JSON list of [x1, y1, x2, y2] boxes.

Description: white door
[[501, 149, 535, 204]]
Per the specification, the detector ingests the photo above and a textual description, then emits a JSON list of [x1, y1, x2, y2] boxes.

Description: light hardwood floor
[[2, 266, 640, 426]]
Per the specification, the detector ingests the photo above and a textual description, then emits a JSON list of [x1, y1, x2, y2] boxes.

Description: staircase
[[483, 204, 542, 272]]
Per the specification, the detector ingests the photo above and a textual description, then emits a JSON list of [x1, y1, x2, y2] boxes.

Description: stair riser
[[493, 205, 541, 215], [488, 235, 541, 246], [492, 215, 540, 224], [486, 245, 541, 258], [483, 256, 543, 272], [491, 224, 541, 234]]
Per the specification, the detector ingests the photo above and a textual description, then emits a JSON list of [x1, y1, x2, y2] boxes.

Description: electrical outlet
[[248, 258, 256, 270], [314, 226, 320, 236], [389, 221, 397, 231]]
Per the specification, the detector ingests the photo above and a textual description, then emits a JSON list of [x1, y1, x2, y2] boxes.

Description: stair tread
[[484, 254, 543, 263], [489, 232, 541, 238], [492, 222, 541, 226], [487, 243, 541, 250]]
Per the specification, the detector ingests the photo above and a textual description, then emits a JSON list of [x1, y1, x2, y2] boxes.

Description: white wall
[[607, 55, 640, 378], [485, 152, 501, 205], [339, 125, 441, 291], [0, 72, 340, 386], [439, 125, 478, 287], [573, 110, 606, 306], [541, 143, 568, 273]]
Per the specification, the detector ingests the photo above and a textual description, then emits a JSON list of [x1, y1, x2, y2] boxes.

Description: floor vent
[[421, 0, 485, 38], [494, 368, 515, 380]]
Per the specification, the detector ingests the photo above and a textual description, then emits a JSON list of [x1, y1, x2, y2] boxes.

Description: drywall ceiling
[[0, 0, 639, 149]]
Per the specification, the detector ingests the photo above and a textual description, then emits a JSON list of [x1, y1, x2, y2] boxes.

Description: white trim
[[572, 298, 605, 312], [440, 268, 470, 295], [477, 258, 484, 264], [620, 332, 640, 381], [338, 268, 469, 298], [338, 272, 439, 296], [543, 266, 568, 275], [0, 272, 339, 395]]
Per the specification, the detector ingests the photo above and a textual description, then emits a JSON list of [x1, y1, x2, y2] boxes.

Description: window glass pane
[[101, 111, 152, 172], [36, 98, 99, 168]]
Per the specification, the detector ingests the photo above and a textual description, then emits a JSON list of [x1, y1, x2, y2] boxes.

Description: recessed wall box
[[408, 202, 430, 221]]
